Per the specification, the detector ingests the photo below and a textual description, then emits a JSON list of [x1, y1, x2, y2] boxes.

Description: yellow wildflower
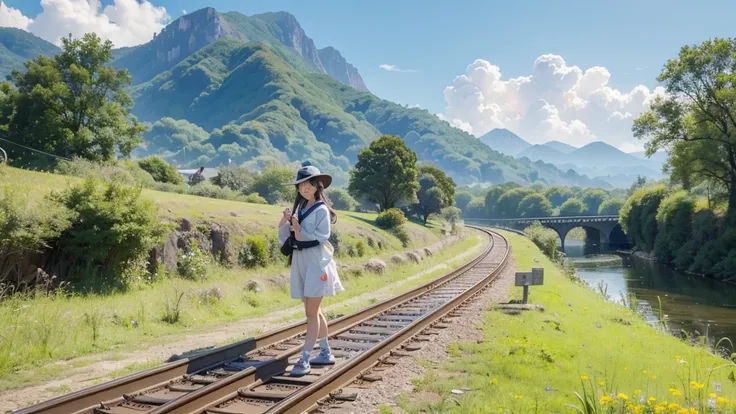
[[598, 380, 605, 386], [514, 395, 522, 400], [716, 397, 728, 406], [580, 375, 589, 381], [668, 403, 680, 410], [634, 389, 641, 396], [708, 393, 717, 398], [669, 388, 682, 396], [689, 381, 704, 390], [676, 409, 688, 414], [600, 395, 613, 405], [654, 406, 665, 414], [642, 369, 648, 375], [651, 375, 657, 380], [490, 378, 498, 386], [648, 397, 657, 404], [675, 355, 681, 361], [618, 393, 628, 401], [496, 409, 503, 413]]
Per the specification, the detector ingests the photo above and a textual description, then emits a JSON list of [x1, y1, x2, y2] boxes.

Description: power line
[[0, 136, 71, 161]]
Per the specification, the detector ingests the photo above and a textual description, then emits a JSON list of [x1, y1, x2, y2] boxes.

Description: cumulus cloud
[[0, 0, 170, 48], [441, 54, 665, 151], [0, 1, 32, 30], [379, 64, 419, 73]]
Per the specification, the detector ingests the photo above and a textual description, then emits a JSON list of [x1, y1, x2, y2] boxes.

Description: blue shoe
[[309, 348, 336, 365], [290, 356, 311, 376]]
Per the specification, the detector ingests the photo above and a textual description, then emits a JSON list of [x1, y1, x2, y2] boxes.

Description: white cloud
[[0, 1, 33, 30], [1, 0, 170, 48], [379, 63, 419, 73], [441, 54, 666, 151]]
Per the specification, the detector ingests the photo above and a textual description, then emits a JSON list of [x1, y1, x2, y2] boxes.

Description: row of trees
[[454, 183, 627, 219]]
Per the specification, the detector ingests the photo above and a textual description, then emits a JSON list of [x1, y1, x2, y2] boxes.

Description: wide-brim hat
[[284, 161, 332, 189]]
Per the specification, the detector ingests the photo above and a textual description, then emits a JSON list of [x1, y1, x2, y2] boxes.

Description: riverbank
[[395, 230, 736, 413]]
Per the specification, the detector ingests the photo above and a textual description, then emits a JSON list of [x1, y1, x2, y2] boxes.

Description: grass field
[[397, 231, 736, 414], [0, 166, 477, 391]]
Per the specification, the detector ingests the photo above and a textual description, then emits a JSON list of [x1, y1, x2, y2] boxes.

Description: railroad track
[[14, 226, 509, 414]]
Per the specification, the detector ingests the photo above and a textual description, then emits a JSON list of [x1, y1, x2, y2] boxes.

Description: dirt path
[[0, 237, 484, 413]]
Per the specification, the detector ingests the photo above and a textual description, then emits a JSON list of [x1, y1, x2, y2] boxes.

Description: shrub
[[177, 239, 209, 280], [137, 156, 183, 185], [392, 225, 411, 248], [524, 221, 560, 261], [329, 188, 358, 211], [244, 193, 268, 204], [355, 241, 366, 257], [0, 185, 72, 286], [376, 208, 406, 229], [329, 230, 342, 256], [56, 157, 156, 188], [239, 235, 269, 269], [211, 165, 254, 193], [51, 178, 171, 286], [189, 181, 246, 201]]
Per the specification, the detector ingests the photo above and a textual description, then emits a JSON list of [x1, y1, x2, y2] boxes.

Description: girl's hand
[[282, 208, 291, 220], [292, 219, 302, 239]]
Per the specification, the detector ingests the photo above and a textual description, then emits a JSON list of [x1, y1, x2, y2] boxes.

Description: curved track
[[14, 226, 509, 414]]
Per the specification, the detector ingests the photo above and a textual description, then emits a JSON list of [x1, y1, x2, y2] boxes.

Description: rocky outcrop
[[318, 47, 369, 92]]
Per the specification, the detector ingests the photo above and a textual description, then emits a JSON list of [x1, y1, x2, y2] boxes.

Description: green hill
[[0, 8, 608, 188], [0, 28, 59, 80]]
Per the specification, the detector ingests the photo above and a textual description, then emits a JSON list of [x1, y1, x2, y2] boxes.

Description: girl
[[278, 162, 344, 376]]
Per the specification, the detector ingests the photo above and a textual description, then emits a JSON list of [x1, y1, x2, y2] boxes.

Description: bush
[[137, 156, 183, 185], [189, 181, 246, 201], [51, 178, 171, 286], [355, 241, 366, 257], [376, 208, 406, 229], [653, 191, 694, 264], [619, 185, 668, 252], [243, 193, 268, 204], [329, 188, 358, 211], [211, 165, 254, 193], [178, 239, 209, 280], [56, 158, 156, 188], [392, 225, 411, 248], [524, 221, 561, 262], [0, 184, 73, 286], [239, 235, 269, 269]]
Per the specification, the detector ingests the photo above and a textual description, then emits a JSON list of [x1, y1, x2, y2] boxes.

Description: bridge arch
[[473, 215, 628, 253]]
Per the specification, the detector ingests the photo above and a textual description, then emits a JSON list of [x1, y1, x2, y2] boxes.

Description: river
[[563, 240, 736, 344]]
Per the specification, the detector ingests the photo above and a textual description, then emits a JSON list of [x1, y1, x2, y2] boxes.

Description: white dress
[[278, 203, 344, 299]]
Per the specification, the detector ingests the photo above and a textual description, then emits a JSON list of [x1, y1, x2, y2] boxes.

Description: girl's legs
[[294, 297, 323, 375]]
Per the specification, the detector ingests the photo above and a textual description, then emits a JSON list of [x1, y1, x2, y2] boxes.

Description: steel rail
[[267, 229, 510, 414], [153, 227, 508, 414], [13, 226, 494, 414]]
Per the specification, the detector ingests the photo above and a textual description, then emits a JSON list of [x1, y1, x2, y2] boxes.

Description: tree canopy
[[4, 33, 144, 168], [633, 37, 736, 224], [348, 135, 419, 211]]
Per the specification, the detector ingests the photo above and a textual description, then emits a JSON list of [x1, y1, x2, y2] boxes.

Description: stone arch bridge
[[468, 215, 628, 251]]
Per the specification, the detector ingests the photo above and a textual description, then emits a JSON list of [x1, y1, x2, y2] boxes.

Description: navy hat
[[284, 161, 332, 189]]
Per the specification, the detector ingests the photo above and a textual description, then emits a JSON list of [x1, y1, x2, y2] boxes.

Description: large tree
[[633, 37, 736, 224], [348, 135, 419, 211], [417, 163, 456, 206], [4, 33, 144, 168], [413, 174, 446, 224]]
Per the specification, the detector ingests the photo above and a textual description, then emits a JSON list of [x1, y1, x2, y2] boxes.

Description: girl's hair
[[291, 177, 338, 224]]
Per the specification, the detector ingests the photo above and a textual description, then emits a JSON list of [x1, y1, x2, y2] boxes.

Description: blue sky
[[6, 0, 735, 150]]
